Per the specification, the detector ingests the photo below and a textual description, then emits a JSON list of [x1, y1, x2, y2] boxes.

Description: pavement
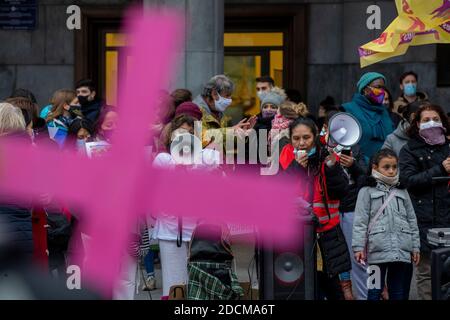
[[134, 234, 418, 300]]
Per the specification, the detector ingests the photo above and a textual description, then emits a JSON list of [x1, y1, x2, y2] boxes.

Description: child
[[352, 149, 420, 300], [68, 118, 95, 154]]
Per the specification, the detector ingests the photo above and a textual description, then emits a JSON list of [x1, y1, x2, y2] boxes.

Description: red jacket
[[32, 207, 48, 271], [280, 144, 341, 233]]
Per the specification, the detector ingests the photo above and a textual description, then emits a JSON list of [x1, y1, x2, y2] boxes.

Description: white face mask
[[214, 93, 232, 112], [419, 120, 442, 130]]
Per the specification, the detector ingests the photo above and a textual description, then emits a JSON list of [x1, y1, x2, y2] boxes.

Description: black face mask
[[69, 105, 82, 117], [77, 95, 90, 106]]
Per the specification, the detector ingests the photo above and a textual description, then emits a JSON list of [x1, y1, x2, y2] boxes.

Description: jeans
[[144, 250, 155, 276], [340, 211, 368, 299], [367, 262, 413, 300], [416, 252, 432, 300]]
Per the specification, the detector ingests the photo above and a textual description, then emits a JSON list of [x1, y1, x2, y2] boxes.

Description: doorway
[[224, 4, 307, 119]]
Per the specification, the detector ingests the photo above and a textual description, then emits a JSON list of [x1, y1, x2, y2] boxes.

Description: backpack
[[188, 222, 233, 263]]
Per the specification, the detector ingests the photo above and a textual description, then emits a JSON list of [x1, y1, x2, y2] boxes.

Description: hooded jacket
[[353, 182, 420, 264], [382, 120, 410, 157]]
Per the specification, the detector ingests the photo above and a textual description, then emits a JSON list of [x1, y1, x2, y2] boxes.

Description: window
[[224, 32, 284, 118]]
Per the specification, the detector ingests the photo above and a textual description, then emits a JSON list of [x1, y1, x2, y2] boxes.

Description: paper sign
[[85, 141, 111, 159]]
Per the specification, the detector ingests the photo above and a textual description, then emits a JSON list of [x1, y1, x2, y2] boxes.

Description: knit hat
[[357, 72, 387, 93], [175, 102, 203, 121], [261, 91, 285, 109]]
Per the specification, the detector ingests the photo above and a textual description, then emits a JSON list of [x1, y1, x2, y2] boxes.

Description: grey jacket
[[382, 120, 410, 157], [352, 182, 420, 264]]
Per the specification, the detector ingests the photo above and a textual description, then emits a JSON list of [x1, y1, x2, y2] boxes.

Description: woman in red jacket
[[279, 117, 351, 300]]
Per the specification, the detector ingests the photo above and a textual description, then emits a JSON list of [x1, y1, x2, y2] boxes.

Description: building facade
[[0, 0, 448, 114]]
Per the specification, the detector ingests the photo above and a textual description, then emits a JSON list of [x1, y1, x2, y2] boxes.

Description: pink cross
[[0, 7, 300, 296]]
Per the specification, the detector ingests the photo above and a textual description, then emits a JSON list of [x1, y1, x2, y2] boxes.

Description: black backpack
[[188, 223, 234, 263]]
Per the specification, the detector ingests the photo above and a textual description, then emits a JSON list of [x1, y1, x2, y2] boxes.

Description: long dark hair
[[289, 117, 325, 173], [407, 104, 450, 138], [364, 148, 405, 188], [383, 87, 394, 112]]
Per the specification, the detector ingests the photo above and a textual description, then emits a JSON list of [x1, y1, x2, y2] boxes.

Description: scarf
[[371, 169, 399, 186], [345, 93, 393, 142], [272, 114, 293, 131]]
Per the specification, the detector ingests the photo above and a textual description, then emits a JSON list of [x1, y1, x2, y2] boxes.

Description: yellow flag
[[360, 0, 450, 67]]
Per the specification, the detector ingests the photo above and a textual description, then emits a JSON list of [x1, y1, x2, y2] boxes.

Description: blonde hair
[[279, 101, 309, 120], [0, 102, 26, 135], [46, 89, 77, 122]]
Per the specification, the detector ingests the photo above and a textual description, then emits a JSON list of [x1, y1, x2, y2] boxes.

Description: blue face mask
[[404, 83, 417, 97], [76, 139, 86, 152], [294, 147, 317, 158], [307, 147, 317, 157]]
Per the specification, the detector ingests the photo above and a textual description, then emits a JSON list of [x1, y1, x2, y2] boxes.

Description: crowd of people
[[0, 70, 449, 300]]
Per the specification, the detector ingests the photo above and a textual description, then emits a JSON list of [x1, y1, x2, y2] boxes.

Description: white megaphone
[[328, 112, 362, 154], [170, 132, 202, 165]]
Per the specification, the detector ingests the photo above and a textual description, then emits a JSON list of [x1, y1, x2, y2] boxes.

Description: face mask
[[319, 128, 327, 145], [214, 93, 232, 112], [262, 109, 277, 119], [102, 130, 115, 142], [419, 121, 446, 145], [404, 83, 417, 97], [77, 95, 90, 106], [257, 91, 268, 101], [367, 87, 385, 105], [372, 169, 399, 186], [76, 139, 86, 152], [69, 105, 82, 117], [307, 147, 317, 157]]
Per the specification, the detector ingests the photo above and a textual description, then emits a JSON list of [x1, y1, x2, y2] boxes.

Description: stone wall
[[226, 0, 450, 113], [1, 0, 448, 111], [0, 0, 131, 106], [144, 0, 225, 95]]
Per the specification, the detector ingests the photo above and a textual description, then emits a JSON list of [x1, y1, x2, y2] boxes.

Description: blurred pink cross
[[0, 7, 299, 296]]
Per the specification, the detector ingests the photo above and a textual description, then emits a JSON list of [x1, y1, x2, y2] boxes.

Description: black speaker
[[258, 215, 316, 300], [431, 247, 450, 300]]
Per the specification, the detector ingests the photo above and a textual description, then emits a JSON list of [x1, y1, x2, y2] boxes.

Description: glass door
[[224, 32, 284, 122]]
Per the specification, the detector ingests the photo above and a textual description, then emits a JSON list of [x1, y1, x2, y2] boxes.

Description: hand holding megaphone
[[339, 152, 355, 168], [327, 112, 361, 158]]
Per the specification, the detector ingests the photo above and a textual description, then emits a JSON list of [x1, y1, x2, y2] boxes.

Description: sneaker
[[142, 276, 156, 291]]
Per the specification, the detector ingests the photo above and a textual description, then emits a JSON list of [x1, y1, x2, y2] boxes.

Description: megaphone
[[170, 132, 202, 165], [328, 112, 362, 152]]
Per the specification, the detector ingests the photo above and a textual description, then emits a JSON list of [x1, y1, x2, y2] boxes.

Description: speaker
[[258, 215, 316, 300], [328, 112, 362, 147], [431, 247, 450, 300]]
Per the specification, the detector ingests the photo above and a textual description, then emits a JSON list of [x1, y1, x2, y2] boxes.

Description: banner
[[360, 0, 450, 67]]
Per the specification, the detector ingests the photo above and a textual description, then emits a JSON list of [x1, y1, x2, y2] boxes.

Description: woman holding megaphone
[[279, 117, 352, 300]]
